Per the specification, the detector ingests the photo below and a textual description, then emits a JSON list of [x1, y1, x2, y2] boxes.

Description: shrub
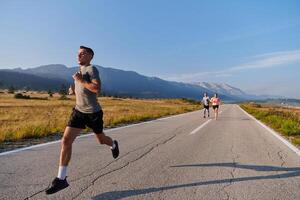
[[14, 93, 31, 99], [281, 120, 300, 136], [181, 98, 201, 105], [59, 94, 70, 100], [48, 89, 53, 97], [8, 86, 15, 94]]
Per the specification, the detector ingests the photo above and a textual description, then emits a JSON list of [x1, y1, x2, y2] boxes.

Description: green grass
[[240, 103, 300, 146]]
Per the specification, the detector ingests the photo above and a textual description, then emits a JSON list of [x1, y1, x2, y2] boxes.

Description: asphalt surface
[[1, 104, 300, 200]]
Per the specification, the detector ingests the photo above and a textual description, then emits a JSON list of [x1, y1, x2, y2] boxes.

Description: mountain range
[[0, 64, 269, 101]]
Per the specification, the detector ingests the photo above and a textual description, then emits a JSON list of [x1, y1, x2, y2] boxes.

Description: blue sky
[[1, 0, 300, 98]]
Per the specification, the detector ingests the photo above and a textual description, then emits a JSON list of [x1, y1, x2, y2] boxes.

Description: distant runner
[[46, 46, 120, 195], [210, 93, 221, 120], [202, 92, 210, 118]]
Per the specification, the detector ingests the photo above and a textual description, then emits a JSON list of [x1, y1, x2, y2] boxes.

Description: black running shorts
[[67, 108, 103, 134], [212, 105, 219, 110], [204, 105, 209, 109]]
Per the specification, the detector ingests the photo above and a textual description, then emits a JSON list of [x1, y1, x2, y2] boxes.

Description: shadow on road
[[91, 162, 300, 200], [170, 162, 300, 172]]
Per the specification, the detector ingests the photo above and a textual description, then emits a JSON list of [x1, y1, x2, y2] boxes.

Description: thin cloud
[[231, 50, 300, 70], [215, 73, 232, 78], [252, 50, 300, 58], [164, 50, 300, 82]]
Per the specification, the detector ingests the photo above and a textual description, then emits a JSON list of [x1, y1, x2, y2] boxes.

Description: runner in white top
[[202, 92, 210, 118]]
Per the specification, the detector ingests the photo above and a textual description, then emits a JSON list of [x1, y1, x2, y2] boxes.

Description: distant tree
[[23, 86, 31, 92], [14, 93, 30, 99], [48, 89, 53, 97], [8, 86, 15, 94], [59, 84, 67, 96], [58, 84, 67, 99], [58, 84, 71, 100]]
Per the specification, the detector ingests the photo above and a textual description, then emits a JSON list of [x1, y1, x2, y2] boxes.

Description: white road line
[[189, 119, 212, 135], [189, 109, 223, 135], [0, 109, 202, 157], [0, 140, 61, 156], [238, 105, 300, 156]]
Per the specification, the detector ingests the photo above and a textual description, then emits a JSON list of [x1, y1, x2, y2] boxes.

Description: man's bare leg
[[59, 127, 82, 166], [95, 132, 113, 146], [215, 109, 219, 120], [95, 132, 119, 159], [45, 127, 81, 195]]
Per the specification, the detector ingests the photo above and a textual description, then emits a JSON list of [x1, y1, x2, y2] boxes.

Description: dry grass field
[[0, 92, 201, 143]]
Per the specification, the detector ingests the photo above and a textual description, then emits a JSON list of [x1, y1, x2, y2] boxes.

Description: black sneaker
[[111, 140, 119, 159], [45, 177, 69, 195]]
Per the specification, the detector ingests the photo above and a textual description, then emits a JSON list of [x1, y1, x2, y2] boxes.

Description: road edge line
[[238, 105, 300, 156]]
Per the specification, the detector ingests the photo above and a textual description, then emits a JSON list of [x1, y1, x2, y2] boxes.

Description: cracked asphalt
[[1, 104, 300, 200]]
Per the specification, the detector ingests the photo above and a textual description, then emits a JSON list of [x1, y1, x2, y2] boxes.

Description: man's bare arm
[[73, 72, 100, 94], [81, 79, 100, 94]]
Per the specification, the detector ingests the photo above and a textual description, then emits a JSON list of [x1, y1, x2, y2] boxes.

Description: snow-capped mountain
[[192, 82, 247, 97]]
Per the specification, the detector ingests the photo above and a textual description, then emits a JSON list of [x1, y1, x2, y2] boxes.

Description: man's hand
[[68, 84, 75, 95], [72, 71, 83, 83], [72, 71, 99, 93]]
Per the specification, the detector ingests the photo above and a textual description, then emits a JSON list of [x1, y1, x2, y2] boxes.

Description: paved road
[[1, 104, 300, 200]]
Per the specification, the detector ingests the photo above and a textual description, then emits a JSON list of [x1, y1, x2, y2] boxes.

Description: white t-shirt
[[202, 96, 210, 106]]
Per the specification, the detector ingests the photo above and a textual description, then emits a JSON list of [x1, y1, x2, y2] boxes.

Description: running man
[[202, 92, 210, 118], [46, 46, 119, 195], [210, 93, 221, 120]]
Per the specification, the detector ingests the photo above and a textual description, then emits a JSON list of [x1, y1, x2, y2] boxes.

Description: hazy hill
[[0, 64, 245, 101], [0, 70, 69, 90]]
